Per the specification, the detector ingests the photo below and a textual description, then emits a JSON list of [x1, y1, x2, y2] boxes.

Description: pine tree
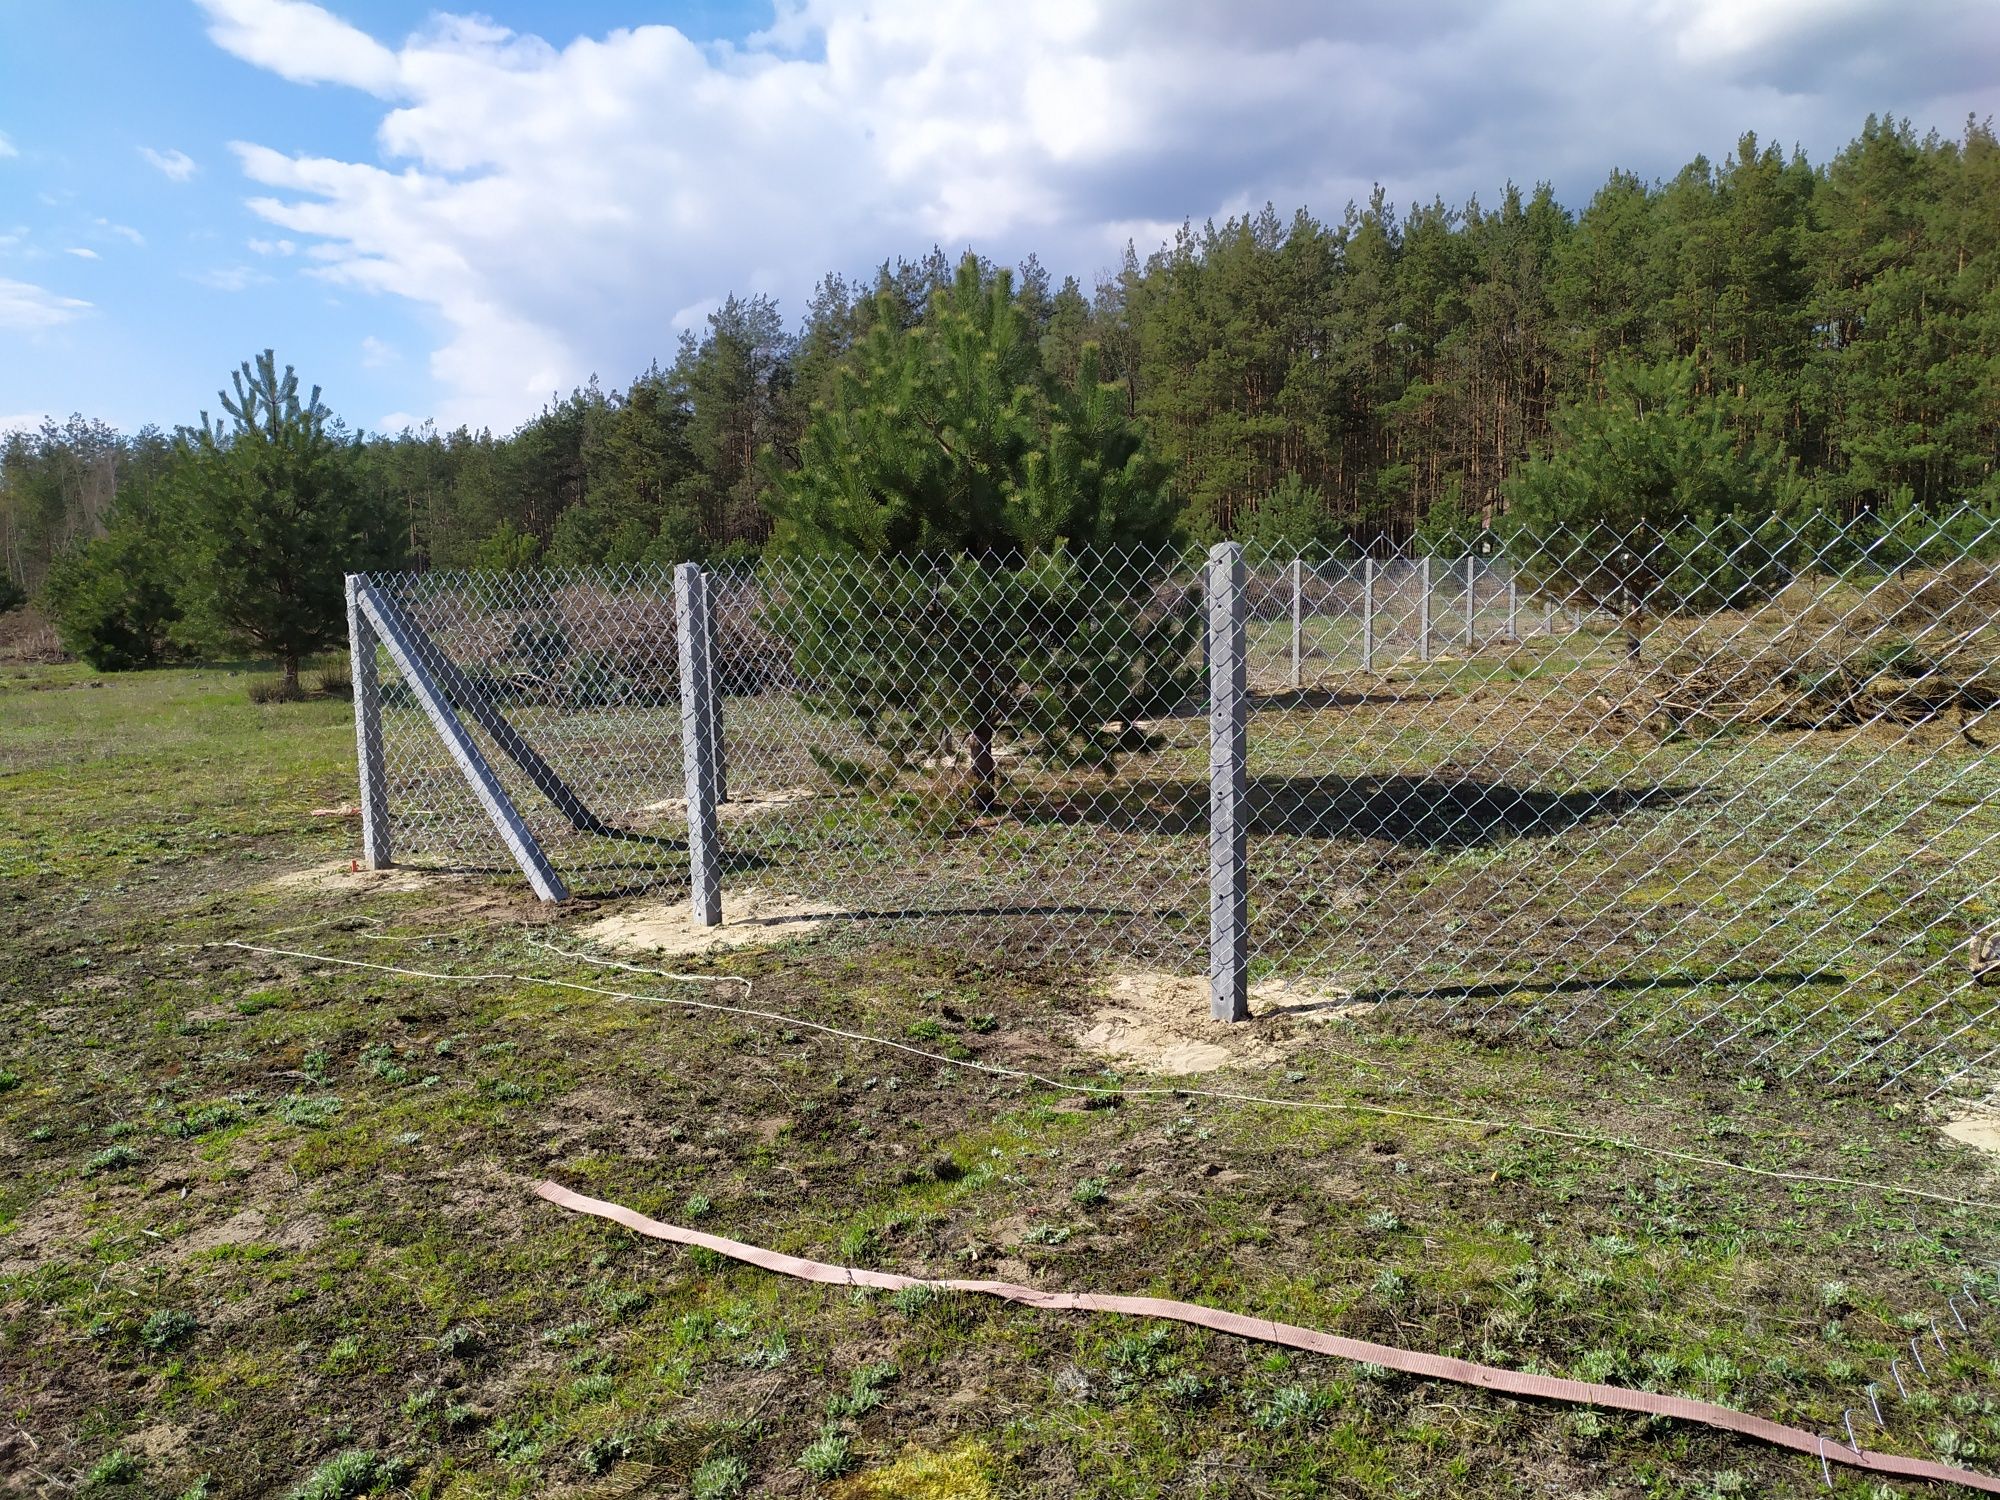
[[1502, 356, 1803, 656], [171, 351, 399, 692], [771, 256, 1189, 808]]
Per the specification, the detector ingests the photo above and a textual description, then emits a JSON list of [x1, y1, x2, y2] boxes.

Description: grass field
[[6, 659, 2000, 1497]]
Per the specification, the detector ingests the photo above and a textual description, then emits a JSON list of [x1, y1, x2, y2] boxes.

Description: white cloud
[[0, 132, 16, 160], [0, 412, 49, 435], [140, 146, 199, 182], [189, 265, 272, 292], [247, 236, 297, 255], [211, 0, 2000, 429], [0, 278, 92, 330], [359, 334, 398, 367], [64, 247, 100, 261], [199, 0, 400, 93], [96, 219, 146, 247]]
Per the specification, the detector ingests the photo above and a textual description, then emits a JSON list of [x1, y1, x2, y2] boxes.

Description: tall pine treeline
[[5, 115, 1996, 598]]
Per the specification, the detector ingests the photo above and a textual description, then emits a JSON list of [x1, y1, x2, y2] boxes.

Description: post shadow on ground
[[1010, 773, 1698, 850], [1250, 686, 1453, 712], [1343, 968, 1849, 1007]]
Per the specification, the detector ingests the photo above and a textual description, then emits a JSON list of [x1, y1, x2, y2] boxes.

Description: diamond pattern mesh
[[355, 512, 2000, 1096]]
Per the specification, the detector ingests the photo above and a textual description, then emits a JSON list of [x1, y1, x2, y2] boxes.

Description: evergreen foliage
[[6, 117, 1998, 673], [470, 519, 541, 573], [1501, 356, 1806, 625], [1236, 473, 1344, 556], [40, 514, 184, 669], [168, 352, 402, 689], [771, 255, 1189, 806]]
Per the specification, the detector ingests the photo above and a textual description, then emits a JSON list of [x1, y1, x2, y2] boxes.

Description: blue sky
[[2, 1, 1996, 438]]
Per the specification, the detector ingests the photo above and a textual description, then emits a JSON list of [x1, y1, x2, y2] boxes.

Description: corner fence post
[[355, 582, 567, 901], [1419, 555, 1432, 663], [346, 574, 390, 869], [1289, 557, 1303, 691], [1207, 543, 1250, 1023], [676, 562, 723, 928], [1361, 557, 1375, 671]]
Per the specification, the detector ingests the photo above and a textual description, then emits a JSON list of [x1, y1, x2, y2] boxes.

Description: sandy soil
[[1941, 1114, 2000, 1158], [638, 784, 825, 822], [1077, 969, 1376, 1075], [264, 859, 441, 895], [576, 885, 847, 958]]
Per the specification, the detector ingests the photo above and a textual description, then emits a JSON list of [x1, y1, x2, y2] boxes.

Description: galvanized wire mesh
[[362, 549, 1213, 961], [368, 567, 686, 890], [703, 548, 1212, 961], [355, 510, 2000, 1096], [1242, 513, 2000, 1098]]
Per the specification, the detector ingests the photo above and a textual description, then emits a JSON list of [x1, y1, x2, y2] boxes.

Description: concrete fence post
[[1289, 557, 1303, 691], [355, 581, 567, 901], [676, 562, 723, 928], [1361, 557, 1375, 672], [1418, 555, 1432, 663], [704, 576, 728, 806], [1207, 542, 1249, 1023], [1463, 553, 1477, 649], [346, 574, 391, 869], [1506, 573, 1519, 639]]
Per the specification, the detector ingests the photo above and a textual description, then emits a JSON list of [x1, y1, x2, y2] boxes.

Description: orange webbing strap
[[536, 1180, 2000, 1493]]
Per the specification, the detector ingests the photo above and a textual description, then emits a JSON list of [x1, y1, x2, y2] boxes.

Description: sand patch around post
[[1078, 970, 1374, 1076], [577, 885, 846, 958], [1942, 1114, 2000, 1158], [639, 784, 825, 823], [265, 859, 440, 895]]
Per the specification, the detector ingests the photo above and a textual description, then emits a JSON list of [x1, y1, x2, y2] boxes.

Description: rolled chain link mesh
[[356, 510, 2000, 1099]]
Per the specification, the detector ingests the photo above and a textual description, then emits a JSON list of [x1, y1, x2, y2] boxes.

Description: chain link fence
[[348, 510, 2000, 1097]]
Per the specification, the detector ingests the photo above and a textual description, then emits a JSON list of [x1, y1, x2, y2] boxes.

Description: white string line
[[542, 938, 1432, 1095], [209, 937, 2000, 1215]]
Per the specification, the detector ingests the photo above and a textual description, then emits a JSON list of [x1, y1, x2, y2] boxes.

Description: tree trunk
[[283, 653, 302, 695], [966, 720, 996, 813]]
